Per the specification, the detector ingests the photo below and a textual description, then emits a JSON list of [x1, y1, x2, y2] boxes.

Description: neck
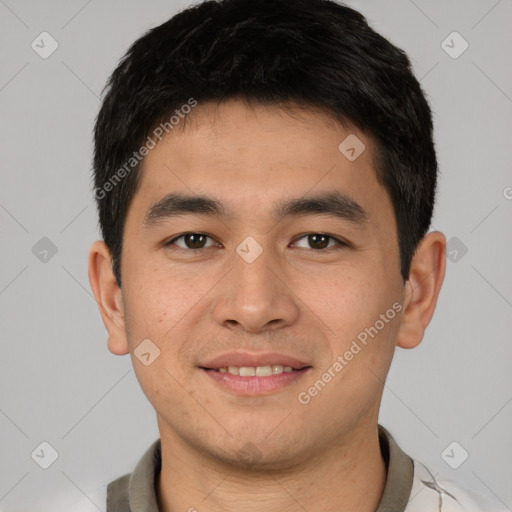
[[156, 421, 387, 512]]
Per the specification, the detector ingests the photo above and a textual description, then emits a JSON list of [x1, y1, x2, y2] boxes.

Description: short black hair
[[92, 0, 437, 287]]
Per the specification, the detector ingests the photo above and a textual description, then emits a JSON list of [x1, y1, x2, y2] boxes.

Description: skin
[[88, 99, 446, 512]]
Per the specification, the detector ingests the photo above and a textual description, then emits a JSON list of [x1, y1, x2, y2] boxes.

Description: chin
[[202, 434, 308, 473]]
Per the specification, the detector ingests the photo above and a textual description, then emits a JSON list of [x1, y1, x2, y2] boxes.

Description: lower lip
[[201, 368, 311, 395]]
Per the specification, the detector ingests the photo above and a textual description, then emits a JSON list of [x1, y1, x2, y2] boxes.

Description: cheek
[[122, 263, 224, 394], [123, 260, 208, 339], [304, 268, 372, 323], [122, 268, 204, 408], [306, 265, 401, 355]]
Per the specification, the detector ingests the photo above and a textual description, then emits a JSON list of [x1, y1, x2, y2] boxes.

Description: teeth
[[239, 366, 255, 377], [218, 365, 295, 376], [256, 365, 272, 377]]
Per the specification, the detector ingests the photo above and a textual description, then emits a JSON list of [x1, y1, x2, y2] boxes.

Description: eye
[[166, 233, 219, 250], [292, 233, 346, 250]]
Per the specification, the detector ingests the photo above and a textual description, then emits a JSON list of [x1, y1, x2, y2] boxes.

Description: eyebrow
[[143, 191, 368, 228]]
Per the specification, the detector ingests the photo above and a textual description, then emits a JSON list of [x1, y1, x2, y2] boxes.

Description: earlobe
[[396, 231, 446, 349], [88, 240, 130, 355]]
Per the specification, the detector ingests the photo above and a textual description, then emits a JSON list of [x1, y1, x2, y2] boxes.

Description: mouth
[[199, 363, 312, 396], [199, 351, 311, 371], [200, 364, 310, 376], [198, 352, 312, 395]]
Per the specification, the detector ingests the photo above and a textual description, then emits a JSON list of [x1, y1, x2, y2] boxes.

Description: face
[[113, 100, 408, 469]]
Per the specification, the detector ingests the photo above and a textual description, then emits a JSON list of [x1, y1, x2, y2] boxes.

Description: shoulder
[[406, 460, 508, 512], [68, 484, 107, 512]]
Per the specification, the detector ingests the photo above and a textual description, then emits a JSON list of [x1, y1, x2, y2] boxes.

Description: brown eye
[[294, 233, 343, 250], [167, 233, 216, 250], [307, 234, 329, 249], [183, 234, 208, 249]]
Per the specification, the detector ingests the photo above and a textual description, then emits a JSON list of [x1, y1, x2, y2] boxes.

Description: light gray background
[[0, 1, 511, 510]]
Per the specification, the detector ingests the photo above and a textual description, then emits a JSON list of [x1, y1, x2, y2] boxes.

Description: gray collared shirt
[[71, 424, 502, 511], [106, 425, 414, 512]]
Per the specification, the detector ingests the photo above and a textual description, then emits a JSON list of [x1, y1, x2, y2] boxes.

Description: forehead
[[128, 99, 392, 226]]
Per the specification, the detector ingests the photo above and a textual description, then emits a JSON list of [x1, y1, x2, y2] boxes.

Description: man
[[79, 0, 505, 510]]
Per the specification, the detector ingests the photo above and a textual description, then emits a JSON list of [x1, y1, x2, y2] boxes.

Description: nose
[[212, 244, 300, 334]]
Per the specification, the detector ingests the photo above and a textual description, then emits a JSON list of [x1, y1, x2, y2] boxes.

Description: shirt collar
[[108, 424, 413, 512], [375, 424, 414, 512]]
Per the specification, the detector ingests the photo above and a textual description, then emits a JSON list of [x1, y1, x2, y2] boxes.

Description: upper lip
[[199, 351, 311, 370]]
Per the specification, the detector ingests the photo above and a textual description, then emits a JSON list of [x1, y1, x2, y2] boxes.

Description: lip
[[199, 351, 311, 370], [201, 367, 312, 395]]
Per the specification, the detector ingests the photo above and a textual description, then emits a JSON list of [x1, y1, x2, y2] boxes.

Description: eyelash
[[164, 232, 349, 252]]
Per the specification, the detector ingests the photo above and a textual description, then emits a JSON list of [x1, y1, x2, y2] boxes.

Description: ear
[[88, 240, 130, 355], [396, 231, 446, 349]]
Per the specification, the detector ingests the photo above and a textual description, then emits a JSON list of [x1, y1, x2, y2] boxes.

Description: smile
[[200, 366, 312, 395], [207, 364, 295, 376]]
